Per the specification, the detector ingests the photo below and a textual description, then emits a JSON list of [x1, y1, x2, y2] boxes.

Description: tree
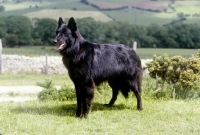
[[103, 21, 119, 44], [32, 18, 57, 45], [147, 24, 169, 48], [0, 5, 5, 12], [5, 34, 19, 47], [0, 16, 7, 38], [76, 17, 104, 43], [6, 16, 32, 45]]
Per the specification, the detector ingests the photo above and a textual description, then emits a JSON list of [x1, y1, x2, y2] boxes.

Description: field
[[0, 74, 200, 134], [2, 46, 199, 59], [1, 0, 200, 25], [25, 9, 112, 22]]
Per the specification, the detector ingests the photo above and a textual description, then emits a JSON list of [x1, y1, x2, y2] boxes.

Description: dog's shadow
[[11, 102, 131, 117]]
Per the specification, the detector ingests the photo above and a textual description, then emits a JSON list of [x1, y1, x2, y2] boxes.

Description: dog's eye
[[56, 30, 59, 35], [63, 31, 68, 36]]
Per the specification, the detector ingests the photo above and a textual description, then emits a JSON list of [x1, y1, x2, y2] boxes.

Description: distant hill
[[0, 0, 200, 25], [24, 9, 112, 22]]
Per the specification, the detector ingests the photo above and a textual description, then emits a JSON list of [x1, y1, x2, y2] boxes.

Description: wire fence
[[1, 44, 195, 59], [2, 48, 60, 57], [2, 49, 194, 59]]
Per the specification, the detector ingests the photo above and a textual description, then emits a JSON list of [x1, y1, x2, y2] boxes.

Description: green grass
[[0, 97, 200, 134], [104, 8, 174, 26], [0, 73, 73, 86], [0, 74, 200, 134], [24, 9, 112, 22], [2, 46, 60, 56], [136, 48, 198, 59], [2, 46, 199, 58], [172, 1, 200, 14], [3, 1, 52, 11]]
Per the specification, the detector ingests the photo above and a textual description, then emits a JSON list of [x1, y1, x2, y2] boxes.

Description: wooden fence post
[[0, 39, 2, 74], [133, 41, 137, 51], [45, 54, 48, 75]]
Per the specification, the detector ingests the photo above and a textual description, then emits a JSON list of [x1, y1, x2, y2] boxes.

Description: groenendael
[[54, 17, 143, 118]]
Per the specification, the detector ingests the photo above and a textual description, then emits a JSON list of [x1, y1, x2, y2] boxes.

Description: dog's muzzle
[[56, 42, 66, 51]]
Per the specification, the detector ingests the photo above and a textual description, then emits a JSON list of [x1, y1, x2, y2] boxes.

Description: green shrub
[[37, 79, 59, 101], [37, 79, 76, 101], [146, 50, 200, 99], [58, 85, 76, 101]]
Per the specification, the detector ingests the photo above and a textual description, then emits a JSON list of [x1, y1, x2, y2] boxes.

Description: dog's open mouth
[[57, 42, 66, 51]]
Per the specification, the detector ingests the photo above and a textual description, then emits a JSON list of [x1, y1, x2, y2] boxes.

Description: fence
[[0, 40, 196, 74], [0, 39, 2, 74]]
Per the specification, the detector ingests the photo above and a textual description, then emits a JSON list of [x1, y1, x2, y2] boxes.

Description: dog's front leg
[[75, 85, 82, 117], [75, 79, 95, 118]]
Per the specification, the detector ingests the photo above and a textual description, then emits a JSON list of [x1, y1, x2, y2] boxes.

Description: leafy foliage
[[37, 79, 59, 101], [0, 5, 5, 12], [147, 50, 200, 99], [0, 16, 200, 48], [58, 84, 76, 101], [37, 79, 76, 101], [6, 16, 32, 45], [4, 34, 19, 47], [32, 18, 57, 45]]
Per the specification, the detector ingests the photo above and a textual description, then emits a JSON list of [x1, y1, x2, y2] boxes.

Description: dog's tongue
[[56, 45, 61, 50], [56, 43, 65, 51]]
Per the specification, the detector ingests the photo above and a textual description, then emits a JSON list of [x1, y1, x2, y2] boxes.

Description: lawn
[[0, 73, 200, 134], [0, 95, 200, 134]]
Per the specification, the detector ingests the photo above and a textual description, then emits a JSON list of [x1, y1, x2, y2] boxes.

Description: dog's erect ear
[[68, 17, 77, 32], [58, 17, 64, 27], [68, 17, 78, 38]]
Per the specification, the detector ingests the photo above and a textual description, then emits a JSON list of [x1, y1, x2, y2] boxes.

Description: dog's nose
[[53, 39, 57, 44]]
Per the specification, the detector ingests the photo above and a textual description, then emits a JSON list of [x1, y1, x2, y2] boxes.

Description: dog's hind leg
[[130, 82, 143, 110], [104, 80, 119, 107]]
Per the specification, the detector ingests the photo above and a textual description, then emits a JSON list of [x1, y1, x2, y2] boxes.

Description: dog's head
[[54, 17, 78, 51]]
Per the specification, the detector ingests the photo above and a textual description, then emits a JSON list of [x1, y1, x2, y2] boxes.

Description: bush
[[58, 84, 76, 101], [37, 79, 75, 101], [5, 34, 19, 47], [37, 79, 113, 102], [37, 79, 59, 101], [146, 50, 200, 99]]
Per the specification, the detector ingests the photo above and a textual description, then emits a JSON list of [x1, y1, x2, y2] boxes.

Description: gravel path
[[0, 86, 43, 103], [0, 86, 43, 94]]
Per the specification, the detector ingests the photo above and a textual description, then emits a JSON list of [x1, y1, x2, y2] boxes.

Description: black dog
[[54, 17, 143, 118]]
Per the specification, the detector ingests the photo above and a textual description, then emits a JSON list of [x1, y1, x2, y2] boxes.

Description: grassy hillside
[[0, 0, 200, 25], [0, 0, 104, 20], [25, 9, 112, 22]]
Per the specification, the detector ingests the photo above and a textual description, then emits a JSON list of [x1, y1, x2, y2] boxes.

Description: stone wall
[[1, 55, 151, 75], [1, 55, 67, 74]]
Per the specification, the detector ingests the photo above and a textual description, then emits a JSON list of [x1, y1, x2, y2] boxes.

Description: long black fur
[[54, 17, 143, 118]]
